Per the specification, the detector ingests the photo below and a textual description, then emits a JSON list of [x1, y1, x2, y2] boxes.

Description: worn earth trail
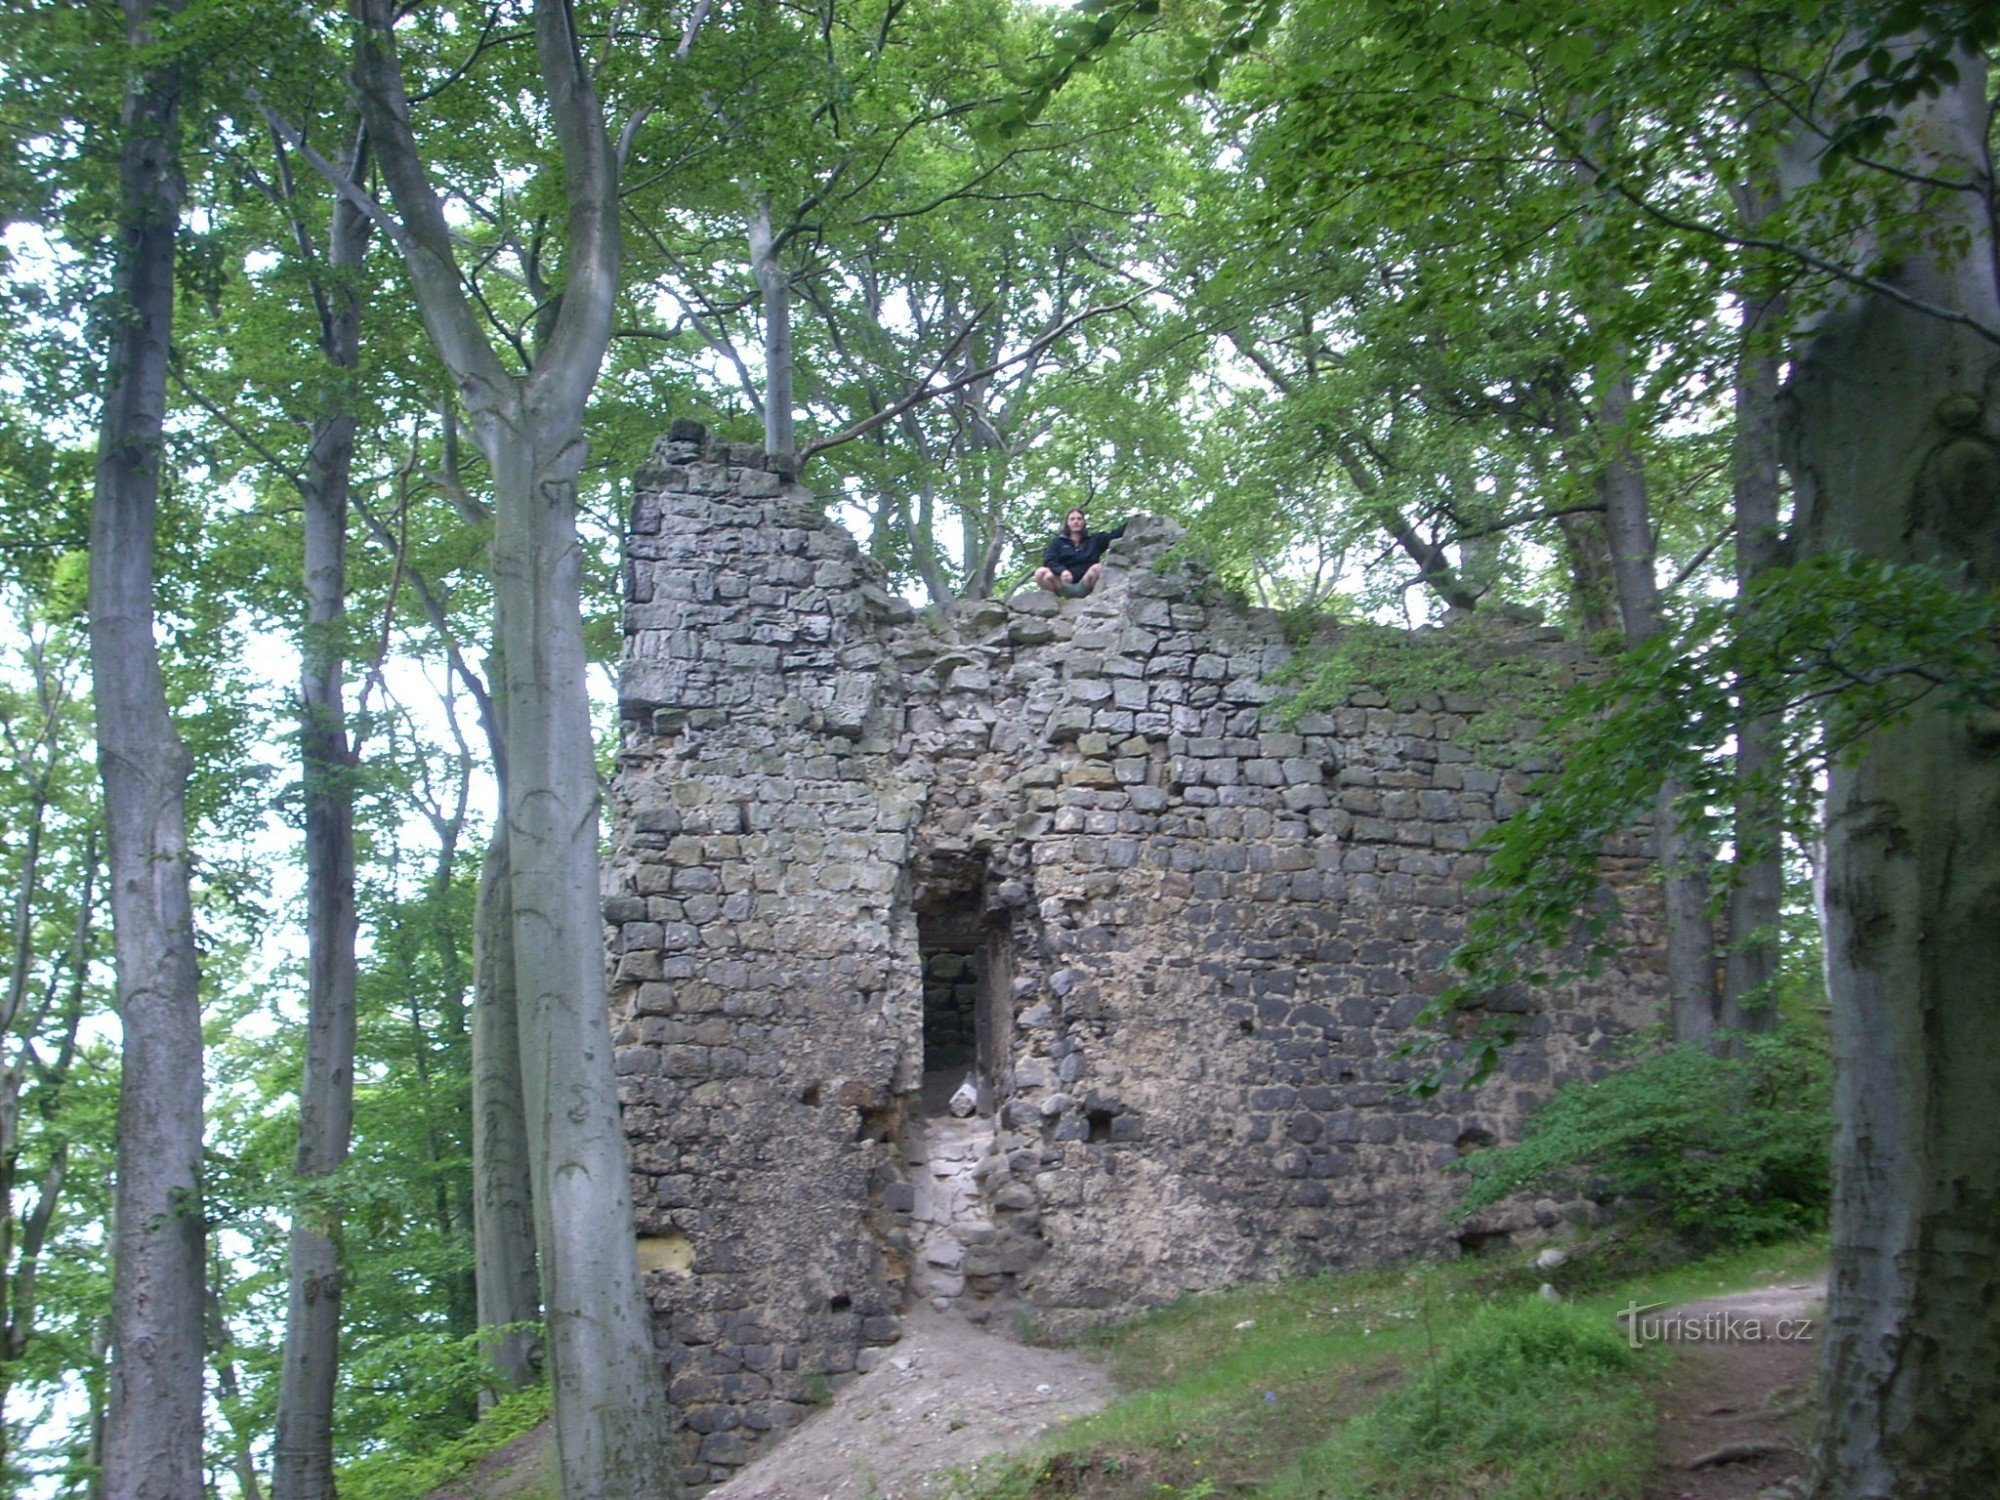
[[705, 1306, 1115, 1500], [700, 1278, 1831, 1500], [426, 1306, 1113, 1500], [703, 1277, 1830, 1500], [433, 1276, 1823, 1498], [1642, 1276, 1827, 1500]]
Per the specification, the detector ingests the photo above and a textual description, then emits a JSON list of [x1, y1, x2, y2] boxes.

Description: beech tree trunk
[[1722, 211, 1785, 1037], [1595, 368, 1721, 1043], [90, 3, 206, 1495], [272, 148, 369, 1500], [349, 2, 682, 1490], [481, 415, 677, 1492], [472, 826, 541, 1398], [749, 199, 795, 458], [1780, 41, 2000, 1499]]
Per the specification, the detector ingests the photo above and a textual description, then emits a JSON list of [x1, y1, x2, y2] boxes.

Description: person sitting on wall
[[1034, 507, 1129, 599]]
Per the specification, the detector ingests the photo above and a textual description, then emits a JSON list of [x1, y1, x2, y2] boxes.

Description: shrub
[[1282, 1299, 1655, 1499], [338, 1383, 551, 1500], [1455, 1025, 1832, 1247]]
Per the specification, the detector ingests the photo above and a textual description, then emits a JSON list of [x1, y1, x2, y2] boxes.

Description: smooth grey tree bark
[[472, 825, 542, 1398], [1721, 184, 1785, 1038], [90, 3, 206, 1495], [343, 2, 682, 1491], [272, 129, 370, 1500], [1568, 107, 1722, 1042], [1594, 368, 1722, 1044], [1779, 39, 2000, 1499], [482, 395, 680, 1500], [748, 199, 796, 458]]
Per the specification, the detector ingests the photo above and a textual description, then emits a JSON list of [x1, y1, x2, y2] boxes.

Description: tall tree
[[324, 1, 683, 1490], [1590, 364, 1723, 1043], [1776, 32, 2000, 1496], [1720, 168, 1786, 1038], [471, 824, 540, 1400], [354, 437, 541, 1401], [88, 0, 206, 1494], [270, 122, 371, 1500]]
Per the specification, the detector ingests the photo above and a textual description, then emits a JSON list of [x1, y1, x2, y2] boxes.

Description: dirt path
[[702, 1276, 1830, 1500], [1642, 1277, 1826, 1500], [704, 1307, 1115, 1500], [433, 1276, 1826, 1500]]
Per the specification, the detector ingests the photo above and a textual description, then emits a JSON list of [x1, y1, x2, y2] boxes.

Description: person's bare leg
[[1081, 562, 1104, 593], [1035, 567, 1060, 595]]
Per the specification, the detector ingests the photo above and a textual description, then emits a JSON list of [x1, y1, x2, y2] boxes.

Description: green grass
[[1268, 1299, 1652, 1500], [945, 1236, 1825, 1499]]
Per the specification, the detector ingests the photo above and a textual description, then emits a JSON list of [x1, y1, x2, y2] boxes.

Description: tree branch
[[1584, 160, 2000, 347], [348, 0, 515, 404], [350, 485, 498, 747], [801, 291, 1150, 463], [251, 97, 406, 253], [526, 0, 620, 410], [170, 367, 303, 485], [677, 0, 713, 60], [408, 5, 513, 104]]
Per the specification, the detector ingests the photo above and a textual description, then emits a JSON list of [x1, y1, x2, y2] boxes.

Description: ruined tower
[[608, 426, 1662, 1482]]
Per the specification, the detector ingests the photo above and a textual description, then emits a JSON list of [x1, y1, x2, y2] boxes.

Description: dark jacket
[[1042, 518, 1129, 578]]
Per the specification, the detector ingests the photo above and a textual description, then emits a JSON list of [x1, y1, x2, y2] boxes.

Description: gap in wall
[[918, 900, 985, 1116], [903, 871, 1030, 1314]]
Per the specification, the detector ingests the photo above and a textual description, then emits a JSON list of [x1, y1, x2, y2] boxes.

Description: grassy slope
[[950, 1237, 1827, 1500]]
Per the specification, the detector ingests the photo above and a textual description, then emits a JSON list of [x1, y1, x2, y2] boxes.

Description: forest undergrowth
[[945, 1235, 1828, 1500]]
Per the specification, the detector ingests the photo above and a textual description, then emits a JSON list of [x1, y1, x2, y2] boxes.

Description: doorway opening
[[901, 881, 1025, 1313], [916, 892, 1012, 1117]]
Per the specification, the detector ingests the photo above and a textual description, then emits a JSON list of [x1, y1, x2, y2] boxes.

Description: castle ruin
[[607, 425, 1663, 1483]]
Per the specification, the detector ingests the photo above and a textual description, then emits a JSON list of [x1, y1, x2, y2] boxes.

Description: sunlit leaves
[[1408, 554, 2000, 1090]]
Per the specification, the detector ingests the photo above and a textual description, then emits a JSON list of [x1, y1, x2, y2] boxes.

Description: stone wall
[[608, 423, 1664, 1485]]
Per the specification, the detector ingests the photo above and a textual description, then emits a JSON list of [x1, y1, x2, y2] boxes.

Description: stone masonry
[[608, 423, 1665, 1485]]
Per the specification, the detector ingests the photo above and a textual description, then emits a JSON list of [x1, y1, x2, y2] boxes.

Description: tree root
[[1685, 1439, 1799, 1470], [1701, 1392, 1813, 1423]]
